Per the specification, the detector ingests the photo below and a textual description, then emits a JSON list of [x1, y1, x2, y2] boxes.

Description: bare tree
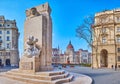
[[76, 15, 99, 68]]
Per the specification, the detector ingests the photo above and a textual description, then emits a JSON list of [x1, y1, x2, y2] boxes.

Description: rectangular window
[[0, 36, 2, 43], [0, 52, 2, 56], [6, 52, 10, 56], [6, 36, 10, 41], [6, 31, 10, 34], [117, 37, 120, 43], [0, 24, 2, 27], [118, 48, 120, 52], [7, 43, 10, 49], [118, 56, 120, 61], [0, 31, 2, 34], [8, 52, 10, 56], [102, 37, 106, 43], [116, 17, 120, 22], [0, 44, 1, 49], [117, 27, 120, 32], [0, 36, 2, 40]]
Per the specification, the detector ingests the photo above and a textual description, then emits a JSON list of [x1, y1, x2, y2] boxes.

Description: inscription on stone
[[21, 62, 33, 70]]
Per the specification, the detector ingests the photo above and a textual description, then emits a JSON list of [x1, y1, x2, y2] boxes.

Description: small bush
[[80, 63, 91, 67]]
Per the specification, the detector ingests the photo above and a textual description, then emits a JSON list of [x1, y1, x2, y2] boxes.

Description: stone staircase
[[2, 69, 74, 84]]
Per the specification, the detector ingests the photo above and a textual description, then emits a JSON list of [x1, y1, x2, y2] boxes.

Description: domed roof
[[67, 41, 74, 49]]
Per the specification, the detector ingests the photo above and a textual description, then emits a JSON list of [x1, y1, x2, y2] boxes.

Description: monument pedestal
[[19, 56, 40, 73], [40, 65, 53, 71]]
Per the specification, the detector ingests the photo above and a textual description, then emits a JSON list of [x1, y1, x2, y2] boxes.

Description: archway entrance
[[100, 49, 108, 67], [6, 59, 11, 66], [0, 59, 2, 66], [67, 57, 70, 64]]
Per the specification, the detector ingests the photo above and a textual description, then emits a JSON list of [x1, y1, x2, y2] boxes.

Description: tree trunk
[[95, 48, 99, 68]]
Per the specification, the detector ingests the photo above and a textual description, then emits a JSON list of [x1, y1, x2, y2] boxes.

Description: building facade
[[74, 51, 80, 64], [52, 41, 91, 64], [79, 49, 91, 64], [52, 48, 60, 64], [65, 41, 75, 64], [88, 53, 92, 64], [92, 9, 120, 68], [59, 54, 65, 64], [0, 16, 19, 67]]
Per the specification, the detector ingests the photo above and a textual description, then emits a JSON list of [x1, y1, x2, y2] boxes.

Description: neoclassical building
[[65, 41, 76, 64], [52, 41, 91, 64], [0, 16, 19, 67], [92, 9, 120, 68], [52, 48, 60, 63], [79, 49, 91, 64]]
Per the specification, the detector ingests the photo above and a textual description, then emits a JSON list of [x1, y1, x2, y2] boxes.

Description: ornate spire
[[58, 45, 59, 50], [67, 40, 74, 49], [69, 40, 71, 44]]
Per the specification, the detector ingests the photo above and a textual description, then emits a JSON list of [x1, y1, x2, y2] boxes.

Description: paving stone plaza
[[1, 66, 120, 84], [63, 66, 120, 84]]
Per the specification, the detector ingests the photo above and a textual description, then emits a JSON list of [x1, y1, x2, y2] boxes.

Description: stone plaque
[[21, 62, 33, 70]]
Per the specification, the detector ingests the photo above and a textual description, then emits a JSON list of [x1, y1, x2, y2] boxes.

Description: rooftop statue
[[23, 36, 41, 58]]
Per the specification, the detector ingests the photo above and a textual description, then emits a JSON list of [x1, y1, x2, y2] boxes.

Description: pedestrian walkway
[[0, 75, 25, 84], [63, 73, 92, 84], [63, 66, 120, 84], [54, 66, 92, 84]]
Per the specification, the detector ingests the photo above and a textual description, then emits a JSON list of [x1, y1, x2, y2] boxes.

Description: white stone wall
[[0, 16, 19, 67]]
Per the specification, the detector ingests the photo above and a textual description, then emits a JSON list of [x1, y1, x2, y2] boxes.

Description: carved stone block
[[20, 62, 33, 70]]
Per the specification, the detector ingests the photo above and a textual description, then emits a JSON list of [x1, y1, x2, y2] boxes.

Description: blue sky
[[0, 0, 120, 56]]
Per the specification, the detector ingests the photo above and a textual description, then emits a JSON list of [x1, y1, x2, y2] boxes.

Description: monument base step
[[2, 69, 74, 84]]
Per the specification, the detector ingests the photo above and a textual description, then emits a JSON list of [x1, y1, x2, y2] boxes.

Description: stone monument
[[19, 2, 53, 72], [19, 36, 41, 73]]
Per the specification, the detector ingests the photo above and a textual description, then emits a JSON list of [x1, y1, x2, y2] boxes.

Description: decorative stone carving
[[26, 10, 31, 17], [21, 62, 33, 70], [26, 7, 39, 17], [23, 36, 41, 58]]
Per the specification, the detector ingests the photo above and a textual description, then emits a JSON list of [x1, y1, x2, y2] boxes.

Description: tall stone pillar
[[24, 2, 52, 71]]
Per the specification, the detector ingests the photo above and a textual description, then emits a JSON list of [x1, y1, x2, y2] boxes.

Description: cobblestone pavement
[[63, 66, 120, 84]]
